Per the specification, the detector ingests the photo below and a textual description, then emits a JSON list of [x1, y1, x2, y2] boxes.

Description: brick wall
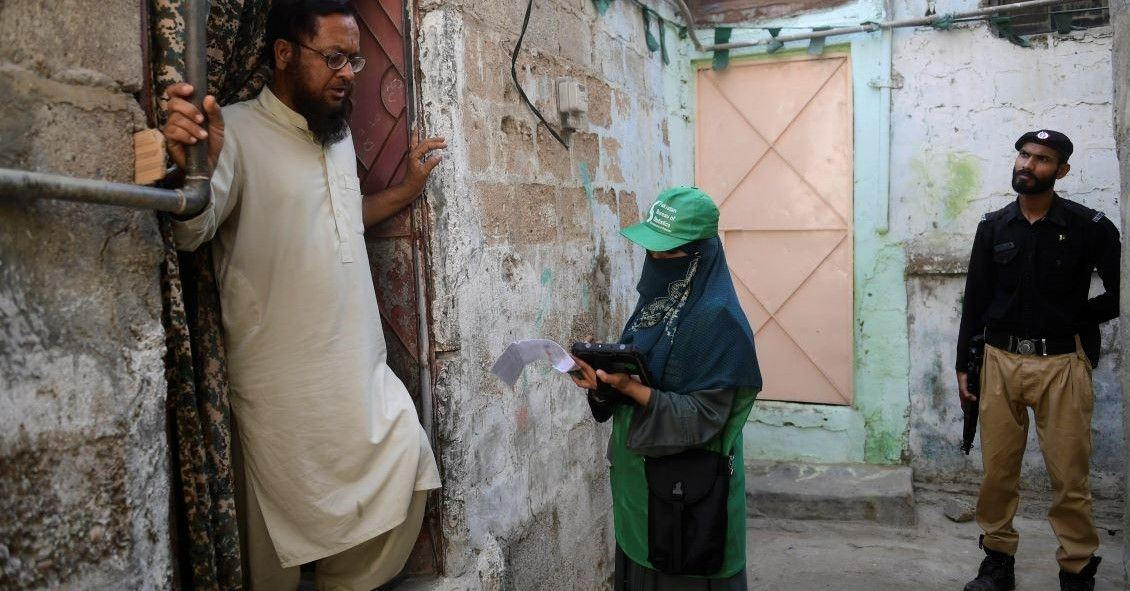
[[416, 1, 680, 587]]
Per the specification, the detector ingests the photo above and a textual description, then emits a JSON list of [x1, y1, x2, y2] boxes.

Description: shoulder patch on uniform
[[1061, 198, 1103, 222], [981, 208, 1004, 222]]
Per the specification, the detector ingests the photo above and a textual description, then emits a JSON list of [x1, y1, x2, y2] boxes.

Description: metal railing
[[0, 0, 211, 216]]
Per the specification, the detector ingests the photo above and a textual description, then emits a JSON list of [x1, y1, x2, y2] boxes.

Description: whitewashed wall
[[888, 9, 1123, 496]]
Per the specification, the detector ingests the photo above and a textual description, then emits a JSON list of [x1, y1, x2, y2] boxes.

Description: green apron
[[609, 386, 758, 578]]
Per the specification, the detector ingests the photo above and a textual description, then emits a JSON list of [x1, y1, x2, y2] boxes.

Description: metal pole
[[669, 0, 707, 51], [0, 169, 194, 213], [711, 24, 880, 50], [672, 0, 1076, 51], [403, 0, 436, 445], [883, 0, 1071, 28], [182, 0, 211, 187], [0, 0, 211, 216]]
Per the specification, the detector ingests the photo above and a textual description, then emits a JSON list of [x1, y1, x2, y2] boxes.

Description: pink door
[[696, 54, 854, 405], [352, 0, 419, 392]]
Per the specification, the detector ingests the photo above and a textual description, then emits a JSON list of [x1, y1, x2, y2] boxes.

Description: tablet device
[[571, 342, 654, 405]]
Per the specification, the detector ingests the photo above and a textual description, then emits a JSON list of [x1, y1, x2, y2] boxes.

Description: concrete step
[[745, 461, 916, 526]]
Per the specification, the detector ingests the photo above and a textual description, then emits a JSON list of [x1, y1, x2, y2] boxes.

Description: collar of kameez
[[257, 85, 314, 138]]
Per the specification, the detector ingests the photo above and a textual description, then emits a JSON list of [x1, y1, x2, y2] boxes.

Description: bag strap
[[671, 480, 684, 572]]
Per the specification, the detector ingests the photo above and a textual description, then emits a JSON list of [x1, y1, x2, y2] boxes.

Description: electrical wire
[[511, 0, 569, 149]]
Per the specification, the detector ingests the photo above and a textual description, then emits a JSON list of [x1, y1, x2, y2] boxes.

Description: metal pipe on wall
[[876, 24, 893, 235], [0, 169, 198, 213], [0, 1, 211, 217], [671, 0, 1080, 51], [402, 1, 436, 445]]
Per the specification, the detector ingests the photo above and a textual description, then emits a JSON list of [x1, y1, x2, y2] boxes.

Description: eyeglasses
[[294, 42, 366, 73]]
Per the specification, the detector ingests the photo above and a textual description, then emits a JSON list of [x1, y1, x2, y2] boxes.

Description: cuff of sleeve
[[169, 199, 215, 251], [639, 387, 660, 416]]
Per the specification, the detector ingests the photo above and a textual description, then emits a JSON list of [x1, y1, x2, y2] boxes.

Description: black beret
[[1014, 129, 1073, 162]]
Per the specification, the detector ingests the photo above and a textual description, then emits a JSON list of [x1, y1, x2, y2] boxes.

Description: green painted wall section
[[910, 152, 984, 221], [743, 401, 866, 463], [849, 34, 911, 464]]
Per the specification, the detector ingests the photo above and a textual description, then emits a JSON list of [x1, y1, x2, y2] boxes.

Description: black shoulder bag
[[644, 447, 732, 575]]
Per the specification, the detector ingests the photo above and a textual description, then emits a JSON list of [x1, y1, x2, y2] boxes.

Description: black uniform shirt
[[955, 195, 1120, 370]]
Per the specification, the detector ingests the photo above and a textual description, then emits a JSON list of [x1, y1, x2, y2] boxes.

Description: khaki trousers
[[975, 340, 1098, 573]]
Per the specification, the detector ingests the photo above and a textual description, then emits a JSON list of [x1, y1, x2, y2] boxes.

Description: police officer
[[955, 130, 1120, 591]]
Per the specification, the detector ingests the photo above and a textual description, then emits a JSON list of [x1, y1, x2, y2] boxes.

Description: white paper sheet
[[490, 339, 579, 388]]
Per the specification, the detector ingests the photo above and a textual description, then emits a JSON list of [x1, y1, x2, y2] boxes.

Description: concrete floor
[[398, 488, 1125, 590], [747, 490, 1127, 590]]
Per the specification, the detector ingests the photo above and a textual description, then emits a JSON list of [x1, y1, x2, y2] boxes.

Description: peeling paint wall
[[415, 1, 677, 587], [0, 1, 173, 589], [906, 275, 1123, 493], [1111, 0, 1129, 575], [889, 0, 1125, 495]]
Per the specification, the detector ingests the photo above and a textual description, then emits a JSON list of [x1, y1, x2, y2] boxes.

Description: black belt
[[985, 331, 1077, 356]]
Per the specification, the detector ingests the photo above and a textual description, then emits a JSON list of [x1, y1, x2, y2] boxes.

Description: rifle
[[962, 333, 986, 455]]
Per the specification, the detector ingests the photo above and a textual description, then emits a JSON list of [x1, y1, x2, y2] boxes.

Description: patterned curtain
[[151, 1, 272, 589]]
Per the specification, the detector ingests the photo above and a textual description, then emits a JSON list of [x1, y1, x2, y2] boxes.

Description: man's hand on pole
[[162, 83, 224, 173]]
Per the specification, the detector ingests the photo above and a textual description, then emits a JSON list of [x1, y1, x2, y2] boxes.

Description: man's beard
[[294, 84, 353, 147], [1011, 169, 1056, 195]]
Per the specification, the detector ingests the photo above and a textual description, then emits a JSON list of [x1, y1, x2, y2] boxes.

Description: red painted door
[[352, 0, 418, 385], [350, 0, 440, 575]]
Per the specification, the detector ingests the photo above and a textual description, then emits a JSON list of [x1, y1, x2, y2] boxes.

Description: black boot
[[963, 546, 1016, 591], [1059, 556, 1101, 591]]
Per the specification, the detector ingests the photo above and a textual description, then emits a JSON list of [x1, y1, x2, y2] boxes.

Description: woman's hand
[[569, 355, 599, 390], [596, 370, 652, 406], [569, 352, 652, 406]]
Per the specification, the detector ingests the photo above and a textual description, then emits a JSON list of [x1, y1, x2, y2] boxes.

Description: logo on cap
[[646, 201, 678, 233], [1037, 131, 1049, 140]]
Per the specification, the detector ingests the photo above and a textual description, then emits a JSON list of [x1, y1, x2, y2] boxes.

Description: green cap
[[620, 186, 719, 251]]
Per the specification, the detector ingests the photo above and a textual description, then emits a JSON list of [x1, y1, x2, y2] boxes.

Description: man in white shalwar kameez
[[162, 1, 444, 589]]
